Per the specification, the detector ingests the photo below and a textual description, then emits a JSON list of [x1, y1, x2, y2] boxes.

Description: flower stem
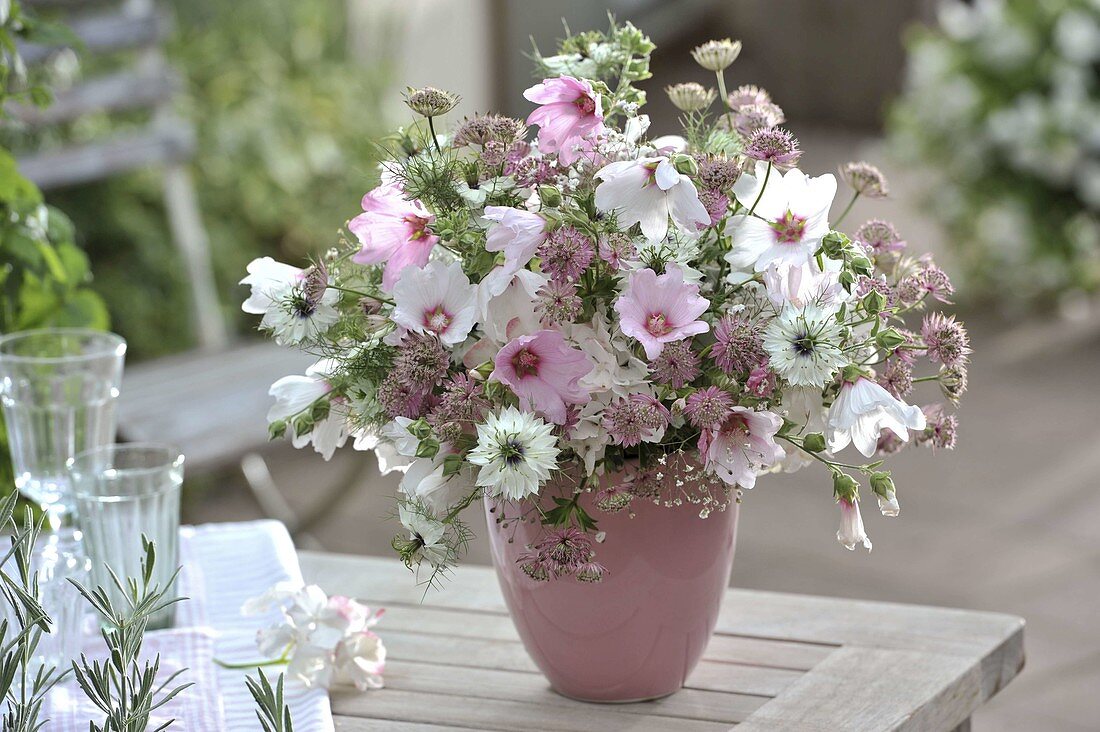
[[215, 656, 290, 670], [427, 116, 442, 154], [834, 192, 860, 226], [748, 162, 771, 217], [329, 284, 393, 305]]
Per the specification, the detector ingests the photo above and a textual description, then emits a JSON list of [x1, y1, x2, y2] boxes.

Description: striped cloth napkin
[[48, 520, 334, 731]]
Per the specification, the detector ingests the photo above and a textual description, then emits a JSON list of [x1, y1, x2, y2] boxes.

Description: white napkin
[[47, 520, 333, 731]]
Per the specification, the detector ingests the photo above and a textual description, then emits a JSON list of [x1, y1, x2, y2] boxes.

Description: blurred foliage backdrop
[[37, 0, 392, 360]]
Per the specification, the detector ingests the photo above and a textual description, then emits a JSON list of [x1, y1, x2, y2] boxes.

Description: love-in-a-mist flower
[[837, 498, 872, 551], [467, 406, 560, 500], [826, 377, 926, 457], [762, 304, 847, 387], [698, 406, 785, 489], [523, 75, 604, 165], [483, 206, 547, 274], [350, 184, 438, 291], [392, 260, 477, 346], [614, 265, 710, 359], [241, 257, 339, 345], [594, 156, 710, 243], [398, 505, 449, 567], [727, 162, 837, 272], [491, 330, 592, 424]]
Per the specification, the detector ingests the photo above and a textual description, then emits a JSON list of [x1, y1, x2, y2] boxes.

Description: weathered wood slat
[[19, 10, 168, 65], [17, 122, 194, 189], [335, 722, 485, 732], [7, 67, 180, 127], [331, 687, 729, 732], [332, 659, 768, 725]]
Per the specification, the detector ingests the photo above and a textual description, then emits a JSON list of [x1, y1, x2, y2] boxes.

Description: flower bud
[[870, 471, 898, 517], [820, 230, 850, 259], [416, 438, 440, 459], [803, 432, 826, 453], [442, 453, 465, 477], [538, 185, 562, 208], [268, 420, 287, 440], [875, 327, 907, 351], [850, 255, 873, 275], [861, 289, 887, 315], [409, 418, 433, 440], [690, 38, 742, 72], [832, 471, 860, 502], [672, 153, 699, 177]]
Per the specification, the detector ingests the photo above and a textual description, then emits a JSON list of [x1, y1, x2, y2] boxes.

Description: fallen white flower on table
[[243, 583, 386, 691]]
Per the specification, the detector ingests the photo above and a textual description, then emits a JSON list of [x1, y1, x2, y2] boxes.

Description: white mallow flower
[[476, 268, 547, 344], [827, 377, 927, 458], [397, 505, 449, 567], [246, 583, 386, 691], [241, 257, 339, 345], [467, 407, 560, 501], [726, 162, 837, 272], [399, 455, 476, 517], [761, 260, 849, 312], [762, 305, 847, 388], [837, 498, 872, 551], [392, 260, 478, 346], [268, 359, 350, 460], [352, 417, 418, 475], [594, 155, 710, 243], [779, 387, 830, 473]]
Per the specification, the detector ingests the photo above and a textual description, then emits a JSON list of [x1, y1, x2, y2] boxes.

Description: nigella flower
[[597, 232, 636, 270], [836, 498, 872, 551], [397, 505, 449, 567], [698, 406, 785, 489], [921, 313, 971, 368], [536, 279, 582, 326], [762, 305, 847, 387], [613, 265, 710, 359], [919, 403, 958, 451], [492, 330, 592, 425], [467, 406, 560, 500], [839, 161, 889, 199], [241, 257, 339, 345], [537, 224, 595, 283], [648, 339, 701, 388], [523, 75, 604, 166], [602, 393, 670, 447], [684, 386, 735, 430], [594, 155, 710, 243], [392, 260, 478, 346], [826, 377, 926, 458], [712, 314, 766, 375], [350, 184, 438, 291], [855, 219, 906, 256], [727, 162, 837, 272], [745, 127, 802, 170]]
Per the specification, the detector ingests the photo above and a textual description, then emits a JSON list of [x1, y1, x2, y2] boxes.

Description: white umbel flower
[[762, 305, 847, 387], [467, 407, 560, 501], [826, 377, 927, 457]]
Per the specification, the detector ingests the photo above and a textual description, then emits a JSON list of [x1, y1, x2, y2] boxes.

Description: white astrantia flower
[[241, 257, 339, 345], [762, 305, 847, 387], [826, 377, 927, 458], [392, 260, 478, 346], [467, 407, 560, 501], [837, 498, 872, 551], [397, 505, 449, 567], [594, 155, 710, 243], [726, 162, 837, 272], [246, 583, 386, 690]]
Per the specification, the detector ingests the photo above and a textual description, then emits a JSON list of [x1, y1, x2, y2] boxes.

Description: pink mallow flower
[[350, 184, 438, 291], [392, 260, 478, 346], [614, 265, 710, 359], [523, 76, 604, 166], [594, 156, 710, 243], [491, 330, 593, 424], [699, 406, 785, 489]]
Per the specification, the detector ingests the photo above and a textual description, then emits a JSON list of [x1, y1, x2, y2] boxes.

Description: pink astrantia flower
[[350, 184, 438, 291], [523, 76, 604, 165], [826, 377, 926, 458], [699, 406, 785, 489], [594, 156, 710, 243], [614, 265, 710, 359], [727, 161, 836, 272], [491, 329, 593, 424], [392, 260, 478, 346]]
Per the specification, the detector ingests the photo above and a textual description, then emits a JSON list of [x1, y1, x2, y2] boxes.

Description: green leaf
[[0, 150, 42, 206], [54, 289, 110, 330]]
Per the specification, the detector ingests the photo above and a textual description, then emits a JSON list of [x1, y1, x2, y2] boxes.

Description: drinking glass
[[70, 444, 184, 630], [0, 329, 126, 528], [27, 530, 91, 672]]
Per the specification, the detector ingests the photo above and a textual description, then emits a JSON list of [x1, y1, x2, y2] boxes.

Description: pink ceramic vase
[[484, 461, 740, 702]]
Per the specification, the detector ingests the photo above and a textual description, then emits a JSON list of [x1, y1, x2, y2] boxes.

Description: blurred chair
[[12, 0, 359, 545]]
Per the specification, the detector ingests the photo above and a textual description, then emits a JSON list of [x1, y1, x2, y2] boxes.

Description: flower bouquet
[[891, 0, 1100, 307], [242, 20, 970, 701]]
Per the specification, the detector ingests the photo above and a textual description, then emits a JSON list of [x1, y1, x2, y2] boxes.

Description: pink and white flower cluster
[[243, 26, 971, 580]]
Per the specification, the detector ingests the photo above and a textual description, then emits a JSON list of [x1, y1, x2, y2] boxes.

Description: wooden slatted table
[[300, 552, 1024, 731]]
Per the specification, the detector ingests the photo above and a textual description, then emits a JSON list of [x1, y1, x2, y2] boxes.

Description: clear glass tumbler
[[29, 529, 92, 672], [0, 329, 126, 528], [70, 444, 184, 630]]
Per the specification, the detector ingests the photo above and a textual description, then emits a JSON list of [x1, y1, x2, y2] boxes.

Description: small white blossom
[[467, 407, 560, 500]]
